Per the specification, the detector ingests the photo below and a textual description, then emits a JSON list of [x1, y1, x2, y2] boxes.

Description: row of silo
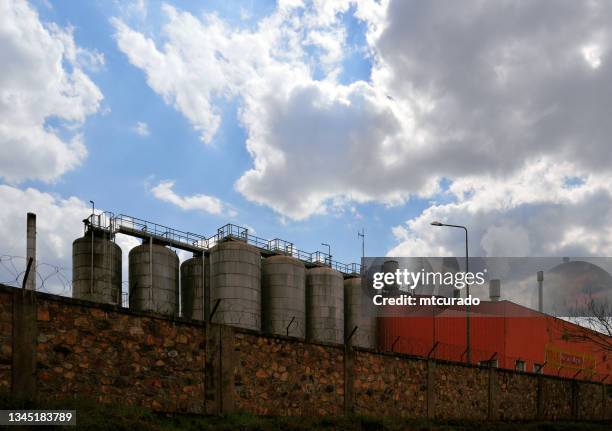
[[72, 229, 376, 348]]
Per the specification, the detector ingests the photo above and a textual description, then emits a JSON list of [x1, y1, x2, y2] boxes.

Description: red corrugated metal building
[[378, 299, 610, 380]]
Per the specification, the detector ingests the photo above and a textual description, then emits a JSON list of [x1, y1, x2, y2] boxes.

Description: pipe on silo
[[489, 279, 501, 302], [25, 212, 36, 291]]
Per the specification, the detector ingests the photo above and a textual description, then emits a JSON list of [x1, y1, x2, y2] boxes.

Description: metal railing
[[84, 216, 361, 276], [212, 224, 361, 275], [114, 214, 209, 250]]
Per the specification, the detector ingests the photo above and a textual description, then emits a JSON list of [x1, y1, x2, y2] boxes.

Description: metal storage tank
[[210, 241, 261, 330], [129, 242, 179, 316], [382, 260, 399, 295], [262, 255, 306, 338], [489, 279, 501, 302], [344, 277, 376, 348], [180, 254, 209, 321], [306, 266, 344, 344], [72, 228, 122, 304]]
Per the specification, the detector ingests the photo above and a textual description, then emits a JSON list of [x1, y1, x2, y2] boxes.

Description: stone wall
[[433, 362, 489, 419], [577, 382, 604, 420], [352, 350, 427, 418], [495, 370, 538, 420], [233, 332, 344, 416], [36, 298, 205, 413], [0, 291, 11, 392], [0, 284, 609, 421]]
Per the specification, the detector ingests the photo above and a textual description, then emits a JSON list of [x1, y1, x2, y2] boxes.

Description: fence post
[[11, 288, 37, 399], [204, 322, 235, 414], [427, 359, 436, 418], [220, 324, 235, 413], [344, 344, 354, 415], [536, 375, 543, 420], [488, 366, 498, 419], [571, 380, 579, 420]]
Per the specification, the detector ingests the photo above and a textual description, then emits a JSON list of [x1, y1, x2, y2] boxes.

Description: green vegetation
[[0, 393, 608, 430]]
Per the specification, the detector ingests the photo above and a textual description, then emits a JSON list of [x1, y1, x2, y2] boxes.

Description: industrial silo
[[344, 277, 376, 348], [129, 242, 179, 316], [180, 254, 208, 321], [262, 255, 306, 338], [72, 227, 122, 304], [210, 241, 261, 330], [306, 266, 344, 344]]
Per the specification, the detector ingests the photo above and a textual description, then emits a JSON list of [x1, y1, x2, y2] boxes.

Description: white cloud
[[0, 0, 103, 183], [0, 184, 90, 294], [113, 0, 612, 258], [133, 121, 150, 136], [150, 180, 236, 217], [389, 160, 612, 257]]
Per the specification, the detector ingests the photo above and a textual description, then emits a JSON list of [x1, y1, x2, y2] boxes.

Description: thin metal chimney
[[537, 270, 544, 313], [489, 279, 501, 301], [25, 212, 36, 290]]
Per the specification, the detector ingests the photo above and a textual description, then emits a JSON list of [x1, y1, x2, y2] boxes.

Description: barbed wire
[[0, 254, 72, 297]]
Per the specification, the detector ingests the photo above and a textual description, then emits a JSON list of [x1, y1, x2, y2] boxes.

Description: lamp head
[[430, 221, 443, 226]]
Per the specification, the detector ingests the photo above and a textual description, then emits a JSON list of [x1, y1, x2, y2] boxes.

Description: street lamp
[[321, 243, 331, 266], [430, 221, 471, 365]]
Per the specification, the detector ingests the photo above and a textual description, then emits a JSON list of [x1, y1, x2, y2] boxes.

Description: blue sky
[[12, 0, 431, 265], [3, 0, 612, 289]]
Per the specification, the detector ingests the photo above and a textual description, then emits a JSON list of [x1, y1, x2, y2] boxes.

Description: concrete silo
[[262, 255, 306, 338], [129, 242, 179, 316], [72, 227, 122, 305], [209, 241, 261, 330], [344, 276, 376, 348], [180, 253, 209, 321], [306, 266, 344, 344]]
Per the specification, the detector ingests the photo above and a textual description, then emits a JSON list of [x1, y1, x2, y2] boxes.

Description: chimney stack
[[537, 270, 544, 313], [26, 212, 36, 290], [489, 279, 501, 301]]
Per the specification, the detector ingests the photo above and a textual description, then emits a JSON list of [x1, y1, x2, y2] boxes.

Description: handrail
[[99, 216, 360, 275]]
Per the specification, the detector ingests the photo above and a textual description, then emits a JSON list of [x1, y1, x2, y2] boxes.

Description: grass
[[0, 393, 608, 430]]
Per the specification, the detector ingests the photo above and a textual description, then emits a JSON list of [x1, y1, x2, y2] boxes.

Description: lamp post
[[358, 229, 365, 259], [430, 221, 471, 364], [321, 242, 331, 266]]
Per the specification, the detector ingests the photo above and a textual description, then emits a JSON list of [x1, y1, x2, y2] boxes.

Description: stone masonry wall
[[233, 332, 344, 416], [36, 297, 206, 413], [433, 362, 489, 420], [0, 284, 609, 421], [540, 378, 573, 420], [495, 370, 538, 420], [353, 350, 427, 418], [578, 382, 604, 420]]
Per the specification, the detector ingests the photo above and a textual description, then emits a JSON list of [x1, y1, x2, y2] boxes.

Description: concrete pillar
[[205, 323, 235, 414], [11, 289, 37, 399], [603, 384, 607, 420], [343, 346, 354, 415], [25, 213, 36, 291], [536, 375, 543, 419], [571, 380, 579, 420], [220, 324, 235, 413], [488, 366, 498, 419], [205, 323, 221, 414], [427, 360, 436, 418]]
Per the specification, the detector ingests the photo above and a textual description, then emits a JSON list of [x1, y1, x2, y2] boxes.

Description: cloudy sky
[[1, 0, 612, 292]]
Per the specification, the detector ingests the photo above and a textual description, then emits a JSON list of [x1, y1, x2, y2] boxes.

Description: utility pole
[[90, 200, 94, 294], [358, 228, 365, 259]]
